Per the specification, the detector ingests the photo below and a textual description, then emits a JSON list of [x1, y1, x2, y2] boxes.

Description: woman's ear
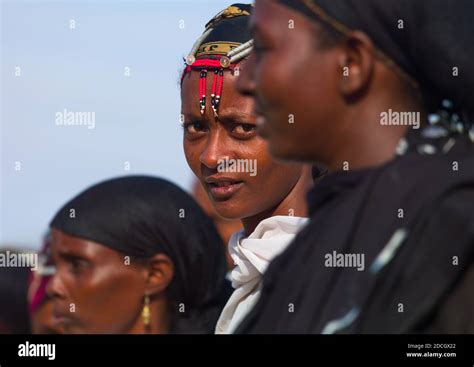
[[144, 253, 174, 296], [336, 30, 375, 98]]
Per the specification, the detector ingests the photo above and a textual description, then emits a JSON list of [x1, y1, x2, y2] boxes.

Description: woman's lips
[[52, 307, 72, 326], [206, 181, 244, 200], [51, 314, 69, 328]]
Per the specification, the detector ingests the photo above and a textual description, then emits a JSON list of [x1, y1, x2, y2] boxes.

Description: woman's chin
[[214, 209, 242, 221], [212, 203, 245, 221]]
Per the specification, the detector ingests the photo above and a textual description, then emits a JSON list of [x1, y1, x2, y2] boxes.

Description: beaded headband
[[181, 4, 254, 117]]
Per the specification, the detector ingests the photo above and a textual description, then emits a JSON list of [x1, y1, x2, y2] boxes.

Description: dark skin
[[30, 298, 63, 334], [28, 241, 64, 334], [237, 0, 424, 171], [47, 229, 174, 334], [192, 179, 242, 269], [182, 59, 313, 235], [28, 251, 63, 334]]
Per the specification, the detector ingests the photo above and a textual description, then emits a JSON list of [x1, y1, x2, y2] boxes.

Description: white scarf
[[215, 215, 309, 334]]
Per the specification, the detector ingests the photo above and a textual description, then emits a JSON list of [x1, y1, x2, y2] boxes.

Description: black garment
[[51, 176, 231, 334], [237, 127, 474, 333]]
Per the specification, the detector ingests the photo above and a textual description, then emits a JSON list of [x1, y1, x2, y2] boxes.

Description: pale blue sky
[[1, 0, 234, 249]]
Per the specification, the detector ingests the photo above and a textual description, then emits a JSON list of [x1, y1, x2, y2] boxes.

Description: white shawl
[[215, 215, 309, 334]]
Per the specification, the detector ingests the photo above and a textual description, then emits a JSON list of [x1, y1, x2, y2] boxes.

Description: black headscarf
[[278, 0, 474, 122], [50, 175, 230, 334], [198, 3, 253, 58]]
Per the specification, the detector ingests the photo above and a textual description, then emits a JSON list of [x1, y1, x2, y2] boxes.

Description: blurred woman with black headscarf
[[236, 0, 474, 333], [47, 176, 230, 334]]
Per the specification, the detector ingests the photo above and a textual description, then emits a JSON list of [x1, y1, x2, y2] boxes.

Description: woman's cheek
[[183, 143, 200, 176]]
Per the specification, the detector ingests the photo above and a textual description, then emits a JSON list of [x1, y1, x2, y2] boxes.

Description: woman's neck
[[241, 165, 313, 235]]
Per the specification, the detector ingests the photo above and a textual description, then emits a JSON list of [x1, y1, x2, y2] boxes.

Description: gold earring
[[142, 295, 151, 328]]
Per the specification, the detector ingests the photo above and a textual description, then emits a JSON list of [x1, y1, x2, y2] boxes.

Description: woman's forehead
[[181, 71, 253, 111], [51, 230, 115, 259]]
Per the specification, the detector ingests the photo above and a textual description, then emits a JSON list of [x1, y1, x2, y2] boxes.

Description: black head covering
[[278, 0, 474, 121], [182, 3, 254, 117], [50, 175, 230, 333], [196, 3, 253, 59]]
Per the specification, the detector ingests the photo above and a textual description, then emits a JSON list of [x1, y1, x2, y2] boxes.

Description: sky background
[[1, 0, 232, 249]]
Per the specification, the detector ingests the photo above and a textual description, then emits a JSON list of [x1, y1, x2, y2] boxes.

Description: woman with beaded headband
[[181, 3, 316, 333], [236, 0, 474, 334]]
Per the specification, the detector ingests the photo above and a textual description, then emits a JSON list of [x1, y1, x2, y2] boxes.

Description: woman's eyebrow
[[54, 244, 88, 259], [218, 111, 255, 123], [57, 249, 79, 259]]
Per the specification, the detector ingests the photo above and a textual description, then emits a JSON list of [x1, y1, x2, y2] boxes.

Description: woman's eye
[[68, 258, 88, 274], [183, 121, 208, 136], [232, 123, 256, 138]]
